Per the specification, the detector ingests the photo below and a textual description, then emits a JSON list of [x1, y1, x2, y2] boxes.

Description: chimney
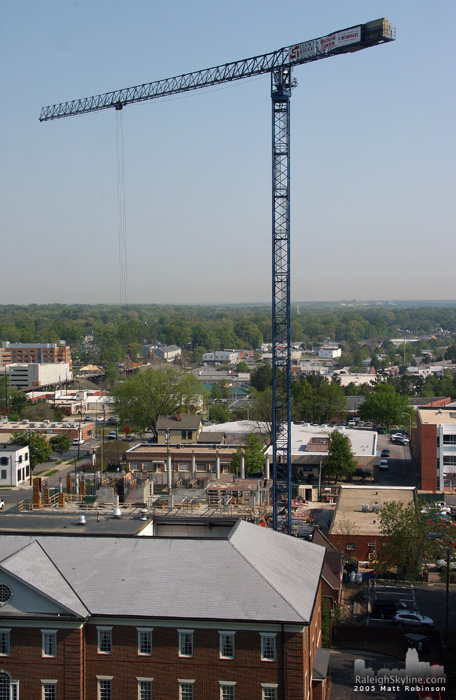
[[176, 412, 182, 421]]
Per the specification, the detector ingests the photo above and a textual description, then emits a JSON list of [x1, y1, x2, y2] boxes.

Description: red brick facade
[[416, 418, 438, 491], [328, 532, 383, 563], [0, 343, 72, 369], [1, 606, 325, 699]]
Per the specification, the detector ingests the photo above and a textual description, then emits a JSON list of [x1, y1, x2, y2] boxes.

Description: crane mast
[[41, 19, 394, 532]]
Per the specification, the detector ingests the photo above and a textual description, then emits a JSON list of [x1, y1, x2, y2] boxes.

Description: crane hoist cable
[[40, 18, 395, 533], [115, 107, 128, 307]]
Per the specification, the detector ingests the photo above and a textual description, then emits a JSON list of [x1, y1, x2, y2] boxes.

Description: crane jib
[[39, 18, 393, 121]]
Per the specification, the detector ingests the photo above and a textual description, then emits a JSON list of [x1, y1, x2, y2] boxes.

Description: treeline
[[1, 303, 456, 365]]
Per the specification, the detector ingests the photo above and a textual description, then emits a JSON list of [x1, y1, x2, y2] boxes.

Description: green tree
[[208, 403, 233, 423], [250, 364, 273, 392], [325, 430, 357, 483], [50, 433, 71, 458], [317, 382, 348, 422], [230, 433, 266, 476], [21, 402, 61, 422], [10, 431, 52, 468], [236, 361, 250, 373], [249, 387, 273, 442], [358, 383, 410, 429], [379, 501, 453, 578], [111, 367, 203, 436]]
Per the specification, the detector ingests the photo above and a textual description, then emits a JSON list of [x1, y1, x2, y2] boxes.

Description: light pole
[[402, 411, 412, 436]]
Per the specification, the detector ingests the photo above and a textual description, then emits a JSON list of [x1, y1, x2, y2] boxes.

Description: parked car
[[72, 438, 85, 446], [354, 468, 372, 478], [84, 416, 93, 422], [393, 611, 433, 627], [437, 557, 456, 570], [380, 459, 389, 471], [391, 435, 409, 445], [381, 449, 390, 458], [372, 599, 411, 620], [107, 431, 117, 440], [0, 499, 4, 510]]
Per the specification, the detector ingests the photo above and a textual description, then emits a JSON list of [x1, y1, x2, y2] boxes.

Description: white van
[[380, 459, 389, 471]]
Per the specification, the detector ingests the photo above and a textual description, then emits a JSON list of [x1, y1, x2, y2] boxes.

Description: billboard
[[288, 26, 361, 62]]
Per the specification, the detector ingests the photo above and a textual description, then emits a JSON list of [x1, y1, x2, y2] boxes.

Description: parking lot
[[369, 580, 456, 631], [376, 433, 419, 488]]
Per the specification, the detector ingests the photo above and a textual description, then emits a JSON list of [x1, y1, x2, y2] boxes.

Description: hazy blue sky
[[1, 1, 455, 305]]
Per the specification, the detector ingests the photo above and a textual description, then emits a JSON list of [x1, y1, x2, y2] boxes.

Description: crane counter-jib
[[39, 18, 394, 121]]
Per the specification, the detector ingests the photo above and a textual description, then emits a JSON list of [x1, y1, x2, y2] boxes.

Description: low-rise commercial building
[[328, 485, 417, 562], [0, 418, 94, 442]]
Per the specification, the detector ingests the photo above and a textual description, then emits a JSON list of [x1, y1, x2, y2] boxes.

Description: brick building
[[328, 485, 417, 562], [0, 418, 94, 442], [0, 520, 328, 699], [0, 342, 72, 370], [416, 407, 456, 492]]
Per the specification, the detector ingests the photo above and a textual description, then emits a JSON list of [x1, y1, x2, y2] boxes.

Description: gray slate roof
[[0, 520, 324, 624]]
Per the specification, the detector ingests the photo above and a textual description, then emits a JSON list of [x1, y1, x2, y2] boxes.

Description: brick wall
[[3, 618, 323, 699], [417, 419, 438, 491], [2, 626, 83, 699]]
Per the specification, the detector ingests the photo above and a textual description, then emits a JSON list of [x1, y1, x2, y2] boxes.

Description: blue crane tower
[[40, 18, 394, 532]]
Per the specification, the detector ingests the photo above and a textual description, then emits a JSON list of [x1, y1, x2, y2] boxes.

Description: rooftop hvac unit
[[29, 423, 36, 427], [372, 503, 380, 513], [362, 503, 369, 512], [42, 420, 50, 424]]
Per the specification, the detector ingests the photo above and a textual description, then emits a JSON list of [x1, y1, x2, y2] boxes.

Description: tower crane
[[40, 18, 394, 532]]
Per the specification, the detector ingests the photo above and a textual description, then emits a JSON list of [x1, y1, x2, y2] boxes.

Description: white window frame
[[260, 633, 277, 661], [178, 629, 194, 658], [219, 681, 236, 700], [177, 462, 190, 473], [41, 680, 57, 700], [261, 684, 278, 700], [97, 626, 113, 655], [178, 680, 195, 700], [137, 677, 154, 700], [11, 680, 19, 700], [97, 676, 113, 700], [137, 628, 153, 656], [219, 631, 235, 659], [0, 628, 10, 656], [41, 629, 57, 658]]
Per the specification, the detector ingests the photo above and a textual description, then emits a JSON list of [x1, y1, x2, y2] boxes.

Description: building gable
[[0, 540, 88, 618]]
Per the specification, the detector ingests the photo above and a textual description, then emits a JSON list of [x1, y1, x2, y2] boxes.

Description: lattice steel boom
[[40, 19, 394, 532]]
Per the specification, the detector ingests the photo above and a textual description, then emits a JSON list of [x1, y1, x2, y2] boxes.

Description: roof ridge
[[34, 539, 90, 616], [228, 522, 319, 623]]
